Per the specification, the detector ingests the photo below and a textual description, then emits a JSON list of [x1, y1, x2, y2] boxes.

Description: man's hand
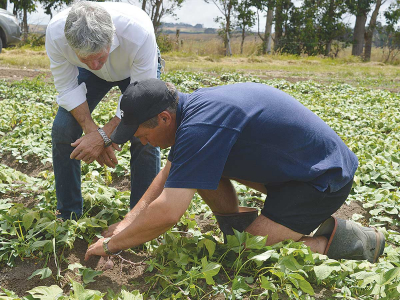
[[85, 237, 107, 261], [70, 130, 104, 164], [102, 221, 127, 238], [96, 143, 121, 167]]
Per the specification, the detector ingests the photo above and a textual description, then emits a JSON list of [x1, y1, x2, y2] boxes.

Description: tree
[[318, 0, 349, 56], [346, 0, 375, 57], [9, 0, 37, 41], [381, 0, 400, 62], [236, 0, 256, 54], [205, 0, 238, 56], [274, 0, 349, 56], [254, 0, 275, 54], [274, 0, 292, 52], [364, 0, 385, 61], [0, 0, 7, 10], [136, 0, 185, 34], [39, 0, 73, 19]]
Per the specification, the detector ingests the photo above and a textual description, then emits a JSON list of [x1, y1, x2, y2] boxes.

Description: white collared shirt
[[45, 2, 158, 117]]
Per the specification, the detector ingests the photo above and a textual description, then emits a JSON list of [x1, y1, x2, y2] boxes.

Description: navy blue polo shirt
[[165, 83, 358, 193]]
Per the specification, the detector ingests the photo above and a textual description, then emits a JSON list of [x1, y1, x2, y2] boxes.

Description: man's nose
[[89, 60, 101, 70]]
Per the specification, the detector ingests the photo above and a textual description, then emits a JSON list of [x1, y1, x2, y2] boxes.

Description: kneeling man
[[85, 79, 385, 263]]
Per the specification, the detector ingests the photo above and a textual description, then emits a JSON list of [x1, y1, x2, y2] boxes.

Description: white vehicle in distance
[[0, 8, 21, 53]]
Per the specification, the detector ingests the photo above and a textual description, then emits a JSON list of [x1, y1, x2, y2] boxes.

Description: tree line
[[1, 0, 399, 61], [207, 0, 400, 61]]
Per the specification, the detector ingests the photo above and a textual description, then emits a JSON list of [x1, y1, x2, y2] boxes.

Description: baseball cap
[[111, 79, 176, 144]]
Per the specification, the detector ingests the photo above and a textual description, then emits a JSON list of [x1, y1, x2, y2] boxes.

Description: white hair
[[64, 1, 114, 58]]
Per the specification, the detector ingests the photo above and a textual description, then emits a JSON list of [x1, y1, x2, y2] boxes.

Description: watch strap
[[97, 128, 112, 147], [103, 237, 122, 256]]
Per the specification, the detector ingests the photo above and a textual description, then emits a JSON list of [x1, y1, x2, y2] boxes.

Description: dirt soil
[[0, 67, 378, 298], [1, 151, 371, 298]]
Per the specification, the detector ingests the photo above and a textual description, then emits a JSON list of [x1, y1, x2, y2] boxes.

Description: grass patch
[[0, 48, 49, 69], [1, 45, 399, 91]]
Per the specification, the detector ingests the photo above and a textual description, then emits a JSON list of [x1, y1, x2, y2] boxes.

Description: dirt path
[[0, 66, 52, 81]]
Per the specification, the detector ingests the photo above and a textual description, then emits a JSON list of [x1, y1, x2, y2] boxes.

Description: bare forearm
[[70, 102, 97, 134], [71, 102, 120, 135], [108, 199, 176, 251], [102, 116, 120, 137], [107, 187, 195, 252]]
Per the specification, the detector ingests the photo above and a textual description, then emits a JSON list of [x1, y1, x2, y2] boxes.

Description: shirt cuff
[[56, 83, 87, 111], [115, 95, 123, 119]]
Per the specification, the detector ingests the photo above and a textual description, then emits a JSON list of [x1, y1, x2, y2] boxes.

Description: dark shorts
[[261, 179, 353, 235]]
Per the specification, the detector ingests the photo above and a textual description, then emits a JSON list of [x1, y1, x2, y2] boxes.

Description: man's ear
[[158, 111, 172, 125]]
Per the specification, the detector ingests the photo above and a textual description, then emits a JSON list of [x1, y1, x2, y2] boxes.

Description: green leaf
[[70, 280, 103, 300], [28, 267, 52, 280], [22, 211, 39, 230], [81, 268, 103, 284], [31, 240, 53, 253], [280, 255, 302, 271], [202, 238, 216, 257], [298, 278, 314, 295], [201, 257, 221, 285], [0, 200, 13, 211], [27, 285, 63, 300], [314, 265, 341, 280], [245, 235, 267, 249], [381, 267, 400, 285], [119, 289, 143, 300], [260, 276, 276, 292], [232, 276, 251, 292], [250, 250, 274, 262], [68, 263, 83, 271]]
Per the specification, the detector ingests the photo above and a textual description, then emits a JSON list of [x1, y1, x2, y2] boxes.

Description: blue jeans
[[52, 56, 162, 219]]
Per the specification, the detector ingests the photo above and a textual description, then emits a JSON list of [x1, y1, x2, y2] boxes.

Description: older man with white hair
[[45, 1, 162, 220]]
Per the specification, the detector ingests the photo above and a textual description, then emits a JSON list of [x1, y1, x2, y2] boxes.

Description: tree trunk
[[364, 0, 382, 61], [274, 0, 284, 51], [0, 0, 7, 10], [352, 14, 367, 56], [152, 0, 162, 34], [226, 31, 232, 56], [326, 41, 332, 56], [265, 9, 273, 54], [225, 1, 233, 56], [23, 8, 28, 42], [324, 0, 335, 56], [241, 27, 245, 54], [142, 0, 147, 11]]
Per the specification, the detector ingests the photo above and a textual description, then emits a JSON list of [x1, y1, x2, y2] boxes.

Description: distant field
[[0, 42, 399, 91]]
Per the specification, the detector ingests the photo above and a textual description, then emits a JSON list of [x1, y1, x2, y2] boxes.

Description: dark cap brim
[[110, 123, 139, 144]]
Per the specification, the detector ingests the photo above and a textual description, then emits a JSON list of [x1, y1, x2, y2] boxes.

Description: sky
[[6, 0, 224, 28], [6, 0, 395, 30]]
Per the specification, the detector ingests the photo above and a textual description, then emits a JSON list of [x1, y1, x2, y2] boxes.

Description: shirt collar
[[109, 31, 119, 53]]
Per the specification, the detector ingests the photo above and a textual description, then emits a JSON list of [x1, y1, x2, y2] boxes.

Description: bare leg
[[197, 178, 239, 214], [232, 178, 268, 194], [199, 178, 328, 254], [246, 214, 327, 253]]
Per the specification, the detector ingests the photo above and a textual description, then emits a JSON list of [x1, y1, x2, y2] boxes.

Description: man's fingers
[[112, 143, 122, 151], [84, 249, 92, 261], [71, 148, 85, 160], [71, 137, 82, 148], [103, 154, 116, 168], [105, 147, 119, 165], [96, 155, 105, 166]]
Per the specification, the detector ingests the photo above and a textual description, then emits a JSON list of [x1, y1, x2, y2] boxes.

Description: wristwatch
[[103, 237, 122, 256], [97, 128, 112, 147]]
